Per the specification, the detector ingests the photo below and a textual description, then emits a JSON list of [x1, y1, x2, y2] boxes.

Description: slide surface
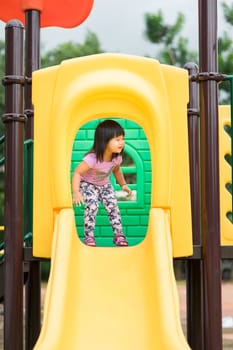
[[34, 208, 190, 349]]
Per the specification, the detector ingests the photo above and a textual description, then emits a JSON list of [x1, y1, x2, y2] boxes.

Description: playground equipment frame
[[1, 1, 233, 349]]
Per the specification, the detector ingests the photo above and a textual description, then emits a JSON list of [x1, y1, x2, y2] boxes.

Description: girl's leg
[[79, 182, 99, 239], [100, 183, 124, 236], [100, 184, 128, 246]]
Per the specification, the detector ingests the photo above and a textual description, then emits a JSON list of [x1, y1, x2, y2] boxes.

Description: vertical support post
[[24, 9, 41, 350], [185, 62, 204, 350], [228, 78, 233, 212], [24, 9, 40, 139], [3, 20, 26, 350], [199, 1, 222, 349]]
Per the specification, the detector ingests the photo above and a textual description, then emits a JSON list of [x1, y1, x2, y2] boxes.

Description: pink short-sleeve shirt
[[80, 152, 122, 186]]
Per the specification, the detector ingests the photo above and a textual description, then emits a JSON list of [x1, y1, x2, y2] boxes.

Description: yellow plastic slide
[[32, 54, 192, 349], [34, 207, 190, 350]]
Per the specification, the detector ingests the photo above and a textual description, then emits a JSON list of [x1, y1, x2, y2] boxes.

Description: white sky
[[0, 0, 231, 57]]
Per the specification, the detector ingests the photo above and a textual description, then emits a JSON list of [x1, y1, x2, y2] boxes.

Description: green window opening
[[71, 118, 151, 246]]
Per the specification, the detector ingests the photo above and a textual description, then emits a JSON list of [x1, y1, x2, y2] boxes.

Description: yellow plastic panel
[[219, 105, 233, 244], [32, 53, 192, 258], [161, 65, 192, 256], [33, 208, 190, 350], [46, 55, 173, 207], [33, 65, 59, 258]]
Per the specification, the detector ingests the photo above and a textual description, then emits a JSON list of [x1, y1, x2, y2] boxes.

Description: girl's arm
[[113, 165, 132, 197], [72, 161, 90, 205]]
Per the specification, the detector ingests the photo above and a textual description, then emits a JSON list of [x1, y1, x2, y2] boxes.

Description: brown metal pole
[[198, 1, 222, 349], [3, 20, 26, 350], [24, 9, 41, 350], [185, 62, 204, 350], [24, 9, 40, 139]]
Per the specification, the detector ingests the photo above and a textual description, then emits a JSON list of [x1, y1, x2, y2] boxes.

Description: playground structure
[[31, 54, 192, 349], [0, 1, 233, 350]]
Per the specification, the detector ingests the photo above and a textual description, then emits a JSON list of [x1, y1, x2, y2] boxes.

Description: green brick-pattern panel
[[71, 118, 151, 246]]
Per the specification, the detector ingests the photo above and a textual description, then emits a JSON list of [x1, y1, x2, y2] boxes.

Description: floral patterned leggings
[[79, 181, 123, 238]]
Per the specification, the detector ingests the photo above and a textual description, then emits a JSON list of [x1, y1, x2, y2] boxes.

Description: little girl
[[72, 119, 131, 247]]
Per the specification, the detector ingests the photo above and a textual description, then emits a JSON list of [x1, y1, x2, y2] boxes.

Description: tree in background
[[218, 2, 233, 103], [41, 31, 103, 67], [144, 10, 197, 66], [144, 3, 233, 103]]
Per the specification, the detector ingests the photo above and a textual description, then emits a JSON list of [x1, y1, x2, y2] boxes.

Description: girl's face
[[106, 135, 124, 154]]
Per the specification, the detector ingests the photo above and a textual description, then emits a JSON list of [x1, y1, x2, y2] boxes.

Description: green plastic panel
[[71, 118, 151, 246]]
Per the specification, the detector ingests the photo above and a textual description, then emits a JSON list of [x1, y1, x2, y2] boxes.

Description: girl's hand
[[122, 184, 132, 197], [72, 190, 84, 206]]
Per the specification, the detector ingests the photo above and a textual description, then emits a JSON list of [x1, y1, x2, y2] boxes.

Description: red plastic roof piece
[[0, 0, 94, 28]]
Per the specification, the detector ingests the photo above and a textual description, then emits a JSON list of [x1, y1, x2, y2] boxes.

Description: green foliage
[[222, 1, 233, 25], [158, 36, 197, 67], [144, 11, 197, 66], [144, 3, 233, 102], [144, 11, 168, 43], [218, 31, 233, 103], [218, 3, 233, 102], [41, 31, 104, 68]]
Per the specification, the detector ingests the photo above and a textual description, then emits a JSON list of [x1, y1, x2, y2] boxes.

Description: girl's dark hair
[[89, 119, 125, 161]]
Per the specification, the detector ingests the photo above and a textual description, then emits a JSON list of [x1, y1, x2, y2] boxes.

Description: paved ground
[[0, 282, 233, 349], [177, 281, 233, 349]]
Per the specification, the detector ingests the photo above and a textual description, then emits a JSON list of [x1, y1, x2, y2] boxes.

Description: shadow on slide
[[34, 207, 190, 350]]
